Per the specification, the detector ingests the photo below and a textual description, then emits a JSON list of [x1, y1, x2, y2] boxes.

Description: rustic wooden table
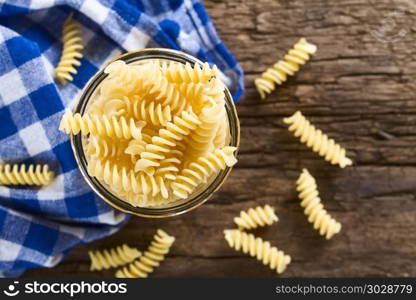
[[25, 0, 416, 277]]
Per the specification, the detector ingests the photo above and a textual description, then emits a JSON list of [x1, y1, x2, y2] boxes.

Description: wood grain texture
[[25, 0, 416, 277]]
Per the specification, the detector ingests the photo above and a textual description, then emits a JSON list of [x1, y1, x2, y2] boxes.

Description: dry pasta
[[163, 61, 218, 84], [224, 229, 291, 274], [0, 164, 54, 186], [135, 110, 201, 175], [283, 111, 352, 168], [55, 14, 83, 85], [115, 229, 175, 278], [254, 38, 317, 99], [59, 59, 237, 208], [59, 112, 146, 140], [171, 146, 238, 199], [296, 169, 342, 239], [234, 205, 278, 230], [89, 244, 141, 271]]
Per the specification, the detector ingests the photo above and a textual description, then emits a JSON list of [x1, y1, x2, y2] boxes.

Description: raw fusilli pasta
[[234, 205, 278, 230], [115, 229, 175, 278], [88, 159, 170, 198], [296, 169, 342, 239], [224, 229, 291, 274], [59, 112, 146, 140], [283, 111, 352, 168], [0, 164, 54, 186], [254, 38, 317, 99], [163, 61, 218, 84], [55, 14, 83, 85], [59, 59, 237, 208], [135, 111, 201, 175], [171, 146, 238, 199], [89, 244, 142, 271], [187, 103, 226, 157]]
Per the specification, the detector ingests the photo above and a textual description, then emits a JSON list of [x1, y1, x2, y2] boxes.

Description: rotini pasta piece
[[234, 205, 278, 230], [224, 229, 291, 274], [135, 111, 201, 175], [59, 112, 146, 140], [55, 14, 83, 85], [187, 103, 226, 157], [213, 117, 229, 149], [89, 244, 142, 271], [88, 159, 170, 198], [124, 136, 150, 160], [296, 169, 341, 239], [132, 98, 172, 127], [283, 111, 352, 168], [86, 136, 129, 159], [171, 146, 238, 199], [102, 60, 156, 95], [163, 61, 219, 84], [0, 164, 54, 186], [115, 229, 175, 278], [254, 38, 317, 99]]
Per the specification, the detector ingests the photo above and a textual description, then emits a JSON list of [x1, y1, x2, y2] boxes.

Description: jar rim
[[70, 48, 240, 218]]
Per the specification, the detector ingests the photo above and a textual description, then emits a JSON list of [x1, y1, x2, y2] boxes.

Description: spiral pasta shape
[[171, 146, 238, 199], [254, 38, 317, 99], [224, 229, 291, 274], [133, 99, 172, 127], [234, 205, 278, 230], [0, 164, 54, 186], [296, 169, 342, 239], [135, 111, 201, 175], [86, 136, 129, 159], [187, 103, 226, 156], [59, 112, 146, 140], [115, 229, 175, 278], [283, 111, 352, 168], [163, 61, 219, 84], [55, 14, 83, 85], [89, 244, 142, 271], [88, 159, 170, 198]]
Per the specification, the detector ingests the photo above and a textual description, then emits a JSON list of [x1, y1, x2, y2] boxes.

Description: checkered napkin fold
[[0, 0, 244, 277]]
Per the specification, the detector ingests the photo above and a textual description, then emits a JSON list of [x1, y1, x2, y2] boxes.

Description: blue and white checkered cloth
[[0, 0, 244, 277]]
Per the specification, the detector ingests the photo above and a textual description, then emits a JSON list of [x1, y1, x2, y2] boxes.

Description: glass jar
[[70, 48, 240, 218]]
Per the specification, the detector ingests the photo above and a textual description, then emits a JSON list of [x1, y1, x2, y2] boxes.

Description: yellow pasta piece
[[283, 111, 352, 168], [59, 112, 146, 140], [115, 229, 175, 278], [87, 159, 170, 199], [0, 164, 54, 186], [86, 136, 129, 159], [163, 61, 218, 84], [135, 110, 201, 175], [171, 146, 238, 199], [255, 38, 317, 99], [89, 244, 142, 271], [187, 103, 226, 157], [224, 229, 291, 274], [296, 169, 341, 239], [55, 14, 83, 85], [234, 205, 278, 230]]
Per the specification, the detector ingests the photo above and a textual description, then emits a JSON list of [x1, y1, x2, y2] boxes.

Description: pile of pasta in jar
[[59, 59, 238, 208]]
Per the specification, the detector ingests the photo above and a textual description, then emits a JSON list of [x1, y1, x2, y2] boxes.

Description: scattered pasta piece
[[89, 244, 142, 271], [234, 205, 278, 230], [283, 111, 352, 168], [0, 164, 54, 186], [115, 229, 175, 278], [296, 169, 342, 239], [255, 38, 317, 99], [224, 229, 291, 274], [55, 14, 83, 85]]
